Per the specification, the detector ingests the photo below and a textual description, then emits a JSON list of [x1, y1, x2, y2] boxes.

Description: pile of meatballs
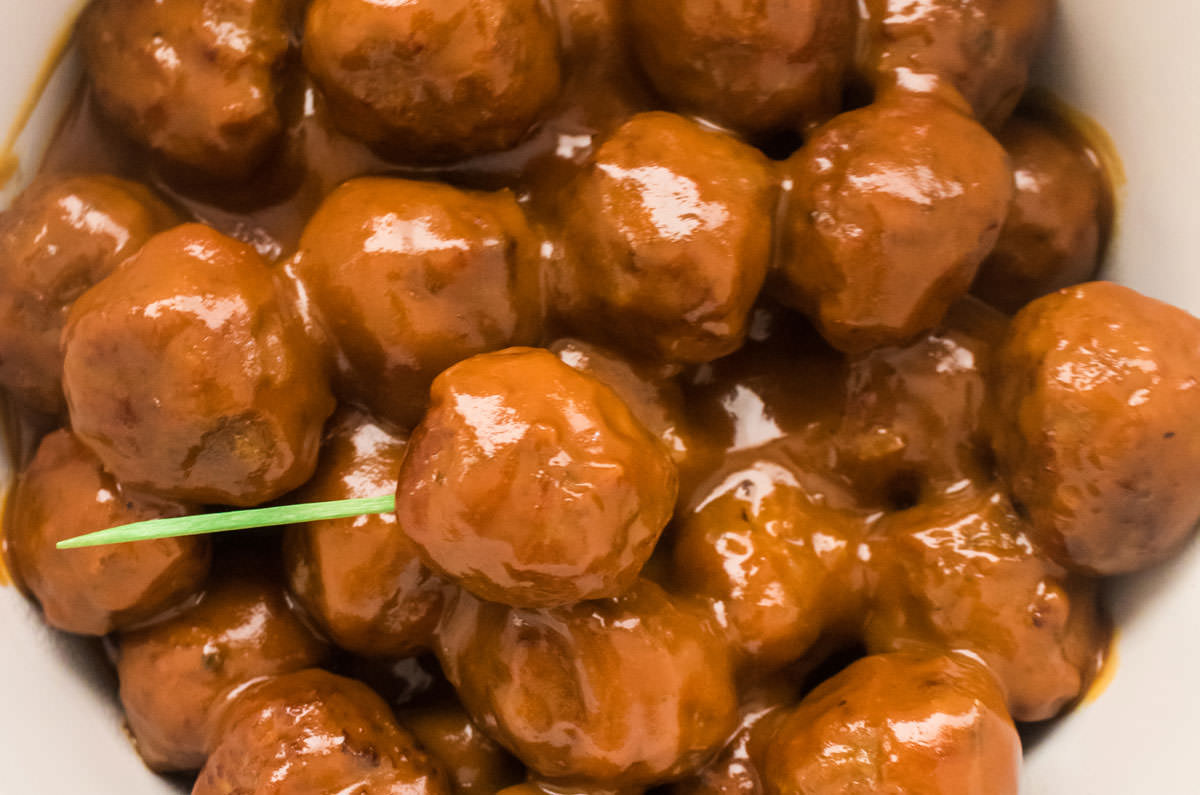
[[0, 0, 1196, 793]]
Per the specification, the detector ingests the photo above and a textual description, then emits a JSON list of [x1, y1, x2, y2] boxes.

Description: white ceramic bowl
[[1, 2, 1198, 792]]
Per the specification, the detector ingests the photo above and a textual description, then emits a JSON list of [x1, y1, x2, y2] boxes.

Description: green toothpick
[[56, 494, 397, 550]]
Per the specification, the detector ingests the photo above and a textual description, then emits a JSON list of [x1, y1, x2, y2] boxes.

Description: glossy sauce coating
[[117, 556, 327, 771], [62, 223, 334, 506], [0, 174, 176, 415], [992, 281, 1200, 574], [6, 429, 210, 636], [396, 348, 677, 607], [195, 668, 451, 794], [400, 699, 525, 795], [285, 409, 446, 657]]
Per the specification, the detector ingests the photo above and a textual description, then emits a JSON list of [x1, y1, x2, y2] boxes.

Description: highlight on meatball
[[78, 0, 290, 180], [6, 430, 210, 636], [292, 177, 543, 428], [62, 223, 335, 506], [556, 111, 777, 364], [395, 348, 678, 607], [992, 281, 1200, 575], [399, 698, 525, 795], [303, 0, 562, 162]]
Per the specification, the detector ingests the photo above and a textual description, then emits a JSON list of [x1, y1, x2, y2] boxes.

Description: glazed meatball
[[629, 0, 855, 136], [6, 430, 210, 636], [779, 90, 1012, 353], [117, 558, 328, 771], [672, 458, 862, 671], [400, 700, 524, 795], [857, 0, 1052, 127], [499, 785, 644, 795], [195, 669, 451, 794], [292, 177, 543, 428], [395, 348, 677, 607], [437, 581, 738, 788], [62, 223, 334, 506], [0, 175, 175, 414], [79, 0, 289, 180], [992, 282, 1200, 574], [303, 0, 562, 162], [285, 409, 446, 657], [761, 651, 1021, 794], [556, 112, 776, 364], [974, 115, 1111, 313], [864, 489, 1105, 722]]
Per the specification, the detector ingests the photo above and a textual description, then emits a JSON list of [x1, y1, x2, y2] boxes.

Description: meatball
[[779, 90, 1012, 353], [672, 458, 862, 671], [556, 112, 776, 364], [992, 281, 1200, 574], [864, 489, 1106, 722], [62, 223, 334, 506], [303, 0, 561, 162], [761, 651, 1021, 794], [6, 430, 210, 636], [437, 581, 738, 788], [78, 0, 289, 180], [500, 785, 644, 795], [400, 700, 524, 795], [974, 115, 1111, 313], [0, 175, 176, 414], [285, 409, 446, 657], [395, 348, 677, 607], [195, 669, 450, 794], [857, 0, 1052, 127], [117, 557, 327, 771], [292, 177, 543, 428], [629, 0, 855, 136]]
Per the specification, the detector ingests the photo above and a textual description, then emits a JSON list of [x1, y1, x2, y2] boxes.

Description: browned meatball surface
[[864, 488, 1105, 722], [500, 784, 644, 795], [762, 651, 1021, 794], [993, 282, 1200, 575], [437, 581, 737, 788], [62, 223, 334, 506], [195, 669, 451, 795], [629, 0, 854, 136], [303, 0, 561, 162], [858, 0, 1052, 127], [6, 429, 209, 636], [556, 112, 776, 364], [0, 175, 176, 414], [400, 699, 525, 795], [396, 348, 677, 607], [292, 177, 543, 428], [118, 557, 327, 771], [779, 90, 1012, 353], [974, 115, 1111, 313], [79, 0, 290, 180], [285, 409, 446, 657]]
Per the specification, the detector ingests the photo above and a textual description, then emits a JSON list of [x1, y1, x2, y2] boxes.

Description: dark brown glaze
[[974, 115, 1111, 313], [395, 348, 677, 607], [284, 409, 446, 657], [0, 174, 176, 415], [863, 488, 1106, 722], [78, 0, 291, 181], [400, 699, 525, 795], [629, 0, 855, 137], [992, 282, 1200, 575], [778, 89, 1012, 354], [61, 223, 334, 506], [117, 558, 328, 772], [499, 784, 644, 795], [857, 0, 1052, 128], [6, 429, 210, 636], [555, 111, 776, 364], [195, 669, 451, 794], [436, 581, 737, 789], [291, 177, 543, 428], [303, 0, 561, 163], [761, 651, 1021, 794]]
